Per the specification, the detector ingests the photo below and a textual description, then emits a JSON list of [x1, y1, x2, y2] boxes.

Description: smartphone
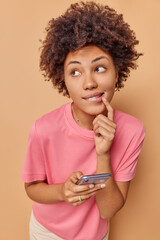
[[76, 173, 112, 185]]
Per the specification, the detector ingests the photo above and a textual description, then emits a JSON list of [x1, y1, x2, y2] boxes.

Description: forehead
[[64, 45, 113, 64]]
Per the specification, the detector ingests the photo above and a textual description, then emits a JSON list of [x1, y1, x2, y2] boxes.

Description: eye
[[71, 70, 81, 77], [96, 66, 106, 73]]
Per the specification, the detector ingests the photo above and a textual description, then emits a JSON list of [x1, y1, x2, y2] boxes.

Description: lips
[[83, 92, 104, 102]]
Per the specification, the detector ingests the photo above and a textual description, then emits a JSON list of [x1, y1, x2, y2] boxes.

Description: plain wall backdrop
[[1, 0, 160, 239]]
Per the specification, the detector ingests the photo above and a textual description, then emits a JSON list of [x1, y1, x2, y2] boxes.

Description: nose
[[83, 73, 98, 90]]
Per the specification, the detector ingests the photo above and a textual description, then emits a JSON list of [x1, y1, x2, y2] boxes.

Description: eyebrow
[[67, 60, 81, 65], [67, 56, 109, 66], [91, 56, 109, 63]]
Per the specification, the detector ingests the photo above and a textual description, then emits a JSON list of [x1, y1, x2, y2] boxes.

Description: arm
[[93, 97, 130, 219], [24, 171, 105, 206], [25, 180, 64, 204], [96, 153, 130, 219]]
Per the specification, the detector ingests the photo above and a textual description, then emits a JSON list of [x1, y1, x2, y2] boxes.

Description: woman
[[21, 2, 145, 240]]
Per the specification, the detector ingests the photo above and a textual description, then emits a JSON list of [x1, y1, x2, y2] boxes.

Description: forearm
[[96, 153, 124, 219], [25, 181, 64, 204], [24, 172, 104, 206]]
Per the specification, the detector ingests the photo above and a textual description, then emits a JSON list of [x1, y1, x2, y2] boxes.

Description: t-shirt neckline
[[64, 102, 95, 139]]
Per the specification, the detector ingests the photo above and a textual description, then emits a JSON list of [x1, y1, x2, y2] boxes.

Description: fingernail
[[101, 184, 106, 188], [89, 184, 94, 189]]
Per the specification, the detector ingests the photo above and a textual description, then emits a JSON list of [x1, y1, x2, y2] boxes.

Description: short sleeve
[[114, 122, 145, 182], [21, 122, 46, 183]]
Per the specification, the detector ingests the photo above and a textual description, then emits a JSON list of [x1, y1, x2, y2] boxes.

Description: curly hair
[[40, 1, 142, 97]]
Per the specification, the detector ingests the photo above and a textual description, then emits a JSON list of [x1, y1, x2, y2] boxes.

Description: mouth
[[83, 92, 104, 102]]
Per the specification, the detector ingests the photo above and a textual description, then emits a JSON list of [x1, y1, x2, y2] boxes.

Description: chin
[[85, 104, 106, 116]]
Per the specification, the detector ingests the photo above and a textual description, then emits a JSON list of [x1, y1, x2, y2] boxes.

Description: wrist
[[97, 152, 110, 159], [59, 183, 65, 202], [96, 153, 112, 174], [49, 183, 64, 203]]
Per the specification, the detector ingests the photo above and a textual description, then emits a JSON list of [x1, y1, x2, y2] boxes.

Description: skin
[[64, 45, 118, 130], [25, 45, 130, 219]]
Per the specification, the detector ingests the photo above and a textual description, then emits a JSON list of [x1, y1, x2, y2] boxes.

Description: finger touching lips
[[102, 96, 114, 121]]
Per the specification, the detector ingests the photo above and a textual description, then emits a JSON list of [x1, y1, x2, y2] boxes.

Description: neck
[[72, 103, 96, 130]]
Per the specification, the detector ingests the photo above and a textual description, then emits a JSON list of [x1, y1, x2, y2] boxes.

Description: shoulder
[[33, 103, 69, 137], [36, 104, 66, 124], [114, 109, 145, 139]]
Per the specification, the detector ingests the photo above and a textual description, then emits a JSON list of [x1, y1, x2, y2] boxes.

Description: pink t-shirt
[[21, 102, 145, 240]]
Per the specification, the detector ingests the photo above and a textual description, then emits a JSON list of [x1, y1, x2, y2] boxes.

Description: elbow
[[99, 198, 125, 220], [100, 210, 117, 220], [100, 211, 115, 220]]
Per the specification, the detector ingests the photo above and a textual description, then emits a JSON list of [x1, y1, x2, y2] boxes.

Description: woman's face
[[64, 45, 118, 117]]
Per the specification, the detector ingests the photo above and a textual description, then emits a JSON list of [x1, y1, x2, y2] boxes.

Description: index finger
[[73, 184, 95, 193], [74, 181, 106, 193], [102, 96, 114, 121]]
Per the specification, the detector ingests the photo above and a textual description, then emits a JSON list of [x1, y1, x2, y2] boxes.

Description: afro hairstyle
[[40, 1, 142, 96]]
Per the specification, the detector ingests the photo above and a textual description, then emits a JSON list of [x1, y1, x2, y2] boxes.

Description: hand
[[61, 172, 106, 206], [93, 96, 116, 156]]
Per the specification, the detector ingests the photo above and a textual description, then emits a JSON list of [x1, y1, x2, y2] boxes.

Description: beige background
[[1, 0, 160, 239]]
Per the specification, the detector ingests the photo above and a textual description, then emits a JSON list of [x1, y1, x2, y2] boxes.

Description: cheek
[[64, 78, 72, 95], [102, 78, 115, 91], [102, 80, 115, 101], [65, 82, 79, 100]]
